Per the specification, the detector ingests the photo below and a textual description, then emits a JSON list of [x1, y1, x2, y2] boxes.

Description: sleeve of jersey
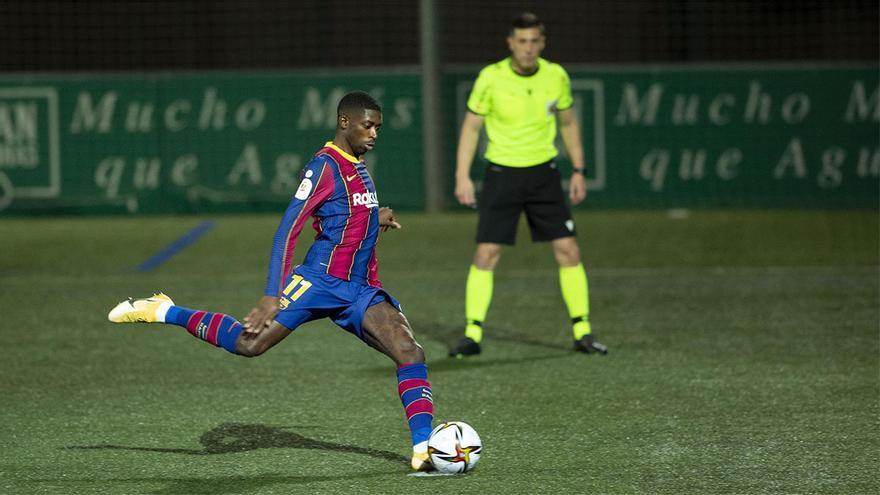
[[556, 65, 574, 111], [263, 161, 335, 296], [466, 68, 492, 116]]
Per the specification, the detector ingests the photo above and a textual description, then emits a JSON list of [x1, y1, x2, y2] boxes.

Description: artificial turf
[[1, 210, 877, 494]]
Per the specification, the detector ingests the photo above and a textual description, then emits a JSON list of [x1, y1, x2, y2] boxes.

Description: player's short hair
[[337, 91, 382, 117], [510, 12, 545, 35]]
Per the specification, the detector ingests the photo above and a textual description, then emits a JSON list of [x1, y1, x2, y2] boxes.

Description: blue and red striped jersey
[[264, 142, 383, 295]]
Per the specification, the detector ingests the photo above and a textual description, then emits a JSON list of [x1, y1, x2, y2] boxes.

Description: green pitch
[[1, 210, 877, 494]]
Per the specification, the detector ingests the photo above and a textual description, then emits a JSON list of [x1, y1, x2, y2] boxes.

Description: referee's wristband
[[572, 167, 585, 174]]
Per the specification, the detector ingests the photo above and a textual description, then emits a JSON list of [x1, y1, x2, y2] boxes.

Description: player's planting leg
[[397, 362, 434, 471], [362, 302, 435, 471]]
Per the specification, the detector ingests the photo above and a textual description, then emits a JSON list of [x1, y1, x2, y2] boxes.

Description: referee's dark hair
[[511, 12, 545, 35], [337, 91, 381, 117]]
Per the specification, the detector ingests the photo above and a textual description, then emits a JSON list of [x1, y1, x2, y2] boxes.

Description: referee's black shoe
[[574, 334, 608, 355], [448, 337, 481, 357]]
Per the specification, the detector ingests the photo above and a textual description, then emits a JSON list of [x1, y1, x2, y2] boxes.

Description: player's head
[[507, 12, 546, 72], [336, 91, 383, 156]]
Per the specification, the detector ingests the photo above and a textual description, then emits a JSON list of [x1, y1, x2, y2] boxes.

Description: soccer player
[[108, 91, 436, 472], [449, 12, 608, 357]]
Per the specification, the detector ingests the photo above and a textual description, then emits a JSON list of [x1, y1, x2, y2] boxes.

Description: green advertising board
[[448, 64, 879, 208], [0, 71, 423, 214], [0, 65, 877, 214]]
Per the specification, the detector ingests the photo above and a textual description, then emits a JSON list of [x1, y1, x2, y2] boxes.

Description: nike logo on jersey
[[352, 191, 379, 208], [346, 173, 358, 182]]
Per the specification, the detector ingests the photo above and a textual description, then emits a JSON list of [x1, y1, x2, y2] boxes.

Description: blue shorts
[[273, 265, 402, 340]]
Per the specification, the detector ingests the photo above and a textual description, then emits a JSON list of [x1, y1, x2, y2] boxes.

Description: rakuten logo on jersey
[[352, 191, 378, 208]]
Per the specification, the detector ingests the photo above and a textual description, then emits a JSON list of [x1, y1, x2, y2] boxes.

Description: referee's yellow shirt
[[466, 57, 573, 167]]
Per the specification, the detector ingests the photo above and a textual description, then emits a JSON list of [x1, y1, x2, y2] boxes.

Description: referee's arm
[[558, 108, 587, 204], [454, 111, 485, 207]]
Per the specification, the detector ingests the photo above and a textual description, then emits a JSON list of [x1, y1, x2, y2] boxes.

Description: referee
[[449, 12, 607, 357]]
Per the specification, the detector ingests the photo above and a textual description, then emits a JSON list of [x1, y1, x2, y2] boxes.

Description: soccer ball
[[427, 421, 482, 474]]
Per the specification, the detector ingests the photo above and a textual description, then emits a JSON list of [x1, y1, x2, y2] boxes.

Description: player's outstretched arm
[[253, 163, 332, 334], [379, 206, 402, 232], [243, 295, 280, 334]]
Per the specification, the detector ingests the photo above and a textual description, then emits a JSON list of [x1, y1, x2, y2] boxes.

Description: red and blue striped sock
[[397, 362, 434, 450], [164, 306, 244, 354]]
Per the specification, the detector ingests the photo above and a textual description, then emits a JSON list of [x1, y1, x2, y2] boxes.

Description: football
[[427, 421, 482, 474]]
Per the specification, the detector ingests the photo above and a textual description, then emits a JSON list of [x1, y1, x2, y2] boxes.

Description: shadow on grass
[[65, 422, 407, 464], [490, 333, 573, 351], [361, 322, 575, 375], [359, 352, 568, 376], [413, 319, 573, 353], [427, 351, 569, 373], [409, 319, 460, 345]]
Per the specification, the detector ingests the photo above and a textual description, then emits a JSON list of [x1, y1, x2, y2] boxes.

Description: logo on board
[[0, 87, 61, 210]]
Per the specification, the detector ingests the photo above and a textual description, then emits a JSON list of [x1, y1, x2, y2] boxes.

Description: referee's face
[[342, 109, 382, 157], [507, 27, 545, 73]]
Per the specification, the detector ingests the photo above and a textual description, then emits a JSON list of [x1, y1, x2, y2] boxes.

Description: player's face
[[344, 109, 382, 156], [507, 27, 545, 72]]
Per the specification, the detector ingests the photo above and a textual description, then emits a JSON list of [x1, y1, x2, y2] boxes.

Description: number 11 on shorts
[[283, 275, 312, 301]]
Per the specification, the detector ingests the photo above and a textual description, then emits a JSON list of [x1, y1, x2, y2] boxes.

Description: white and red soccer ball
[[427, 421, 482, 474]]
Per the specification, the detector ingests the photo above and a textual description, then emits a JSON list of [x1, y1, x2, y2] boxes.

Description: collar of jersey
[[324, 141, 360, 163], [506, 57, 543, 78]]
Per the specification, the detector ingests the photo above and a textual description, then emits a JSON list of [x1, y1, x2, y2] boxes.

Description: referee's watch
[[572, 167, 585, 174]]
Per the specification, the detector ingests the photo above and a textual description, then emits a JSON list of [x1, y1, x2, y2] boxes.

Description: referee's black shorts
[[476, 160, 576, 245]]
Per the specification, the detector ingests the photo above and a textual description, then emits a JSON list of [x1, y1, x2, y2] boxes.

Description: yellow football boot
[[411, 450, 432, 472], [108, 293, 174, 323]]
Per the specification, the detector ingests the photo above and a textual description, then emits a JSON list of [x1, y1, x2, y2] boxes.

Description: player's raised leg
[[108, 294, 290, 356], [108, 293, 174, 324], [361, 301, 434, 471]]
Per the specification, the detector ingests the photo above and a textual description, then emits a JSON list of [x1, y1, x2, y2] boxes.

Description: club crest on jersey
[[352, 191, 378, 208]]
